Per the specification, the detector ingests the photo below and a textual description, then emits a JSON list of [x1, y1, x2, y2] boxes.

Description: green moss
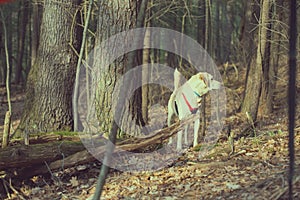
[[50, 131, 79, 136]]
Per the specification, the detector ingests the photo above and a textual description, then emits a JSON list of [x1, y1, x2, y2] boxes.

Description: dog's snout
[[210, 79, 221, 90]]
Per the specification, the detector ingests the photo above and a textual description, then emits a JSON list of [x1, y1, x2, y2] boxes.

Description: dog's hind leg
[[167, 92, 176, 145], [193, 118, 200, 147], [167, 93, 176, 126], [184, 125, 189, 146], [177, 130, 183, 150], [168, 136, 173, 145]]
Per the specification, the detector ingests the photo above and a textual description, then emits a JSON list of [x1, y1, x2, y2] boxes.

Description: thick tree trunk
[[17, 0, 82, 135], [93, 0, 137, 138], [242, 0, 270, 121]]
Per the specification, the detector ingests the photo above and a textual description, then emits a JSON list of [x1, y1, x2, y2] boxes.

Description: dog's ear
[[199, 73, 208, 87]]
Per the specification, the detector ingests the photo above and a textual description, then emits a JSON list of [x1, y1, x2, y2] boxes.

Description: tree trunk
[[31, 0, 41, 68], [260, 1, 274, 115], [92, 0, 141, 138], [197, 0, 206, 47], [239, 1, 259, 68], [271, 0, 284, 104], [205, 0, 212, 57], [17, 0, 82, 135], [241, 0, 270, 121], [142, 26, 151, 124], [215, 0, 221, 63], [0, 26, 3, 84], [15, 0, 29, 84]]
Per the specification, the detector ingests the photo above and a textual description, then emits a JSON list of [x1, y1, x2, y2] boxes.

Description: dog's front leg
[[193, 118, 200, 147]]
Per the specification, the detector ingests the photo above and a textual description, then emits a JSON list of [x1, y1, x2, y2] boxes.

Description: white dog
[[167, 69, 221, 150]]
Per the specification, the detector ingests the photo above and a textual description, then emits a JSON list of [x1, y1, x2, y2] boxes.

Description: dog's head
[[188, 72, 221, 96]]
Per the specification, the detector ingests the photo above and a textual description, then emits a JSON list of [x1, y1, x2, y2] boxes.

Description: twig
[[73, 0, 94, 131], [1, 178, 26, 200], [271, 176, 300, 200], [0, 8, 12, 147], [229, 149, 246, 158], [2, 178, 11, 199], [44, 161, 62, 188], [8, 179, 26, 200]]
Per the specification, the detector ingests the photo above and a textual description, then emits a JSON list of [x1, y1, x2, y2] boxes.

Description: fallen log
[[18, 114, 200, 178], [0, 141, 85, 170], [0, 115, 201, 178]]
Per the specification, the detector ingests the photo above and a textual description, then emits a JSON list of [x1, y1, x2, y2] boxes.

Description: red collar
[[182, 93, 198, 114]]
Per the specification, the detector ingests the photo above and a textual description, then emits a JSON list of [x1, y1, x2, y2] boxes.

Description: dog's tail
[[174, 68, 186, 90]]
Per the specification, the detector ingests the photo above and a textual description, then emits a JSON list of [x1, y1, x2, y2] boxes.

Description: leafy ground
[[0, 64, 300, 199]]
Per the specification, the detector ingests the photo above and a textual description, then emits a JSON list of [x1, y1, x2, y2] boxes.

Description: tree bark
[[93, 0, 137, 138], [241, 0, 269, 121], [260, 1, 274, 115], [92, 1, 148, 198], [0, 141, 85, 170], [17, 0, 83, 135]]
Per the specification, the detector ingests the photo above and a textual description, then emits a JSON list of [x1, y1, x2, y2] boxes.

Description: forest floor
[[0, 64, 300, 200]]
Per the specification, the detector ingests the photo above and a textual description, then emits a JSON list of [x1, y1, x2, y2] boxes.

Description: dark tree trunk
[[197, 0, 206, 47], [31, 0, 41, 68], [239, 1, 260, 69], [17, 0, 82, 135], [215, 0, 221, 63], [271, 0, 284, 106], [0, 26, 3, 84], [15, 0, 29, 84]]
